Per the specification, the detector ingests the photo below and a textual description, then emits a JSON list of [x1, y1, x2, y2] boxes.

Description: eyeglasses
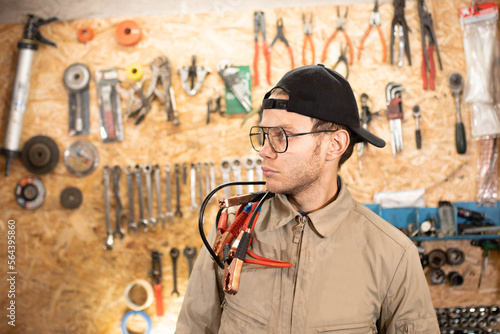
[[249, 126, 338, 153]]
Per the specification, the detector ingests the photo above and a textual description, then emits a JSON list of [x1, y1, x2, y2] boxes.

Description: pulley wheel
[[15, 176, 46, 210], [116, 20, 142, 46], [60, 186, 83, 209], [21, 135, 59, 175], [63, 63, 91, 91]]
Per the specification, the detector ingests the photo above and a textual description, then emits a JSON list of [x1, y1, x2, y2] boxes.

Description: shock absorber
[[1, 14, 58, 176]]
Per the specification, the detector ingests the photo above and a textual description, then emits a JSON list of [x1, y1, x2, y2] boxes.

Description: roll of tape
[[121, 310, 152, 334], [116, 20, 142, 46], [126, 63, 144, 81], [124, 279, 154, 311]]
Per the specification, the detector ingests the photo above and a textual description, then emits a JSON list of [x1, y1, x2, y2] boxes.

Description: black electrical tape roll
[[428, 249, 447, 268], [446, 247, 465, 265], [447, 271, 464, 286], [60, 186, 83, 209], [428, 268, 446, 285]]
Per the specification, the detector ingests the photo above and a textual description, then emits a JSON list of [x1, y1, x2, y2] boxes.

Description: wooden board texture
[[0, 1, 499, 333]]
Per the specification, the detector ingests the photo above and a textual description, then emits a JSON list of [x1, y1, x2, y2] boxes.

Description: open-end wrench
[[189, 163, 198, 212], [244, 156, 256, 193], [103, 165, 114, 250], [170, 247, 180, 296], [135, 164, 149, 232], [164, 163, 174, 222], [183, 246, 197, 277], [112, 165, 126, 240], [182, 162, 187, 185], [255, 157, 264, 191], [220, 159, 231, 197], [144, 164, 157, 231], [197, 162, 203, 208], [204, 162, 210, 198], [174, 163, 183, 217], [210, 162, 216, 193], [125, 165, 138, 234], [153, 164, 166, 228], [232, 158, 242, 195]]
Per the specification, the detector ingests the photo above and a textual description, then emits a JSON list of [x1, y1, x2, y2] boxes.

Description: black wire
[[198, 181, 266, 269]]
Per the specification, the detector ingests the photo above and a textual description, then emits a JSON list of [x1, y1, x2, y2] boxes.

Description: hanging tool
[[332, 44, 349, 79], [151, 250, 164, 316], [60, 186, 83, 210], [385, 82, 405, 157], [321, 7, 354, 66], [170, 247, 180, 296], [206, 90, 224, 124], [77, 26, 93, 45], [178, 55, 210, 96], [63, 63, 91, 135], [302, 13, 315, 66], [253, 12, 270, 86], [268, 18, 295, 82], [357, 93, 372, 169], [358, 0, 387, 63], [15, 176, 46, 210], [115, 20, 142, 46], [21, 135, 59, 175], [390, 0, 411, 67], [412, 105, 422, 149], [217, 60, 252, 112], [418, 0, 442, 90], [472, 240, 500, 288], [1, 14, 58, 176], [449, 72, 466, 154]]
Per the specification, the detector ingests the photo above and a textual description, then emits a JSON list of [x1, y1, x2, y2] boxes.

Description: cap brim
[[351, 126, 386, 148]]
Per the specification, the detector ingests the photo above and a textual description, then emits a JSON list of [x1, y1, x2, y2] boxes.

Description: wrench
[[210, 162, 216, 193], [125, 165, 138, 234], [164, 163, 174, 222], [197, 163, 203, 208], [112, 165, 127, 240], [255, 157, 264, 191], [144, 164, 157, 231], [182, 162, 187, 185], [153, 164, 166, 228], [232, 158, 242, 195], [204, 162, 210, 198], [174, 163, 183, 217], [220, 159, 231, 197], [183, 246, 197, 277], [244, 156, 256, 193], [189, 163, 198, 211], [135, 164, 149, 232], [103, 165, 113, 250], [170, 247, 180, 296]]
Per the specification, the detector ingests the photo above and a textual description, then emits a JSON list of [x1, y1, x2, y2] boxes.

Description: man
[[176, 64, 439, 333]]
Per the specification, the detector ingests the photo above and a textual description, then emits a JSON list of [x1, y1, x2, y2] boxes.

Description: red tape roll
[[115, 20, 142, 46]]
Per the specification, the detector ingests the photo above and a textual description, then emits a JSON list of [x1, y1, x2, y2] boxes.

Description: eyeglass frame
[[249, 126, 339, 153]]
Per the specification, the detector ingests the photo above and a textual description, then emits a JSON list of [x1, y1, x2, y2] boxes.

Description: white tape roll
[[124, 279, 154, 311]]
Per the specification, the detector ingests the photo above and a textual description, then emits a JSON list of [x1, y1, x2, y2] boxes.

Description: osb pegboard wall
[[0, 0, 499, 333]]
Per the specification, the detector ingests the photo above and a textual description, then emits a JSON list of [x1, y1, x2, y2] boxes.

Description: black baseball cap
[[262, 64, 385, 148]]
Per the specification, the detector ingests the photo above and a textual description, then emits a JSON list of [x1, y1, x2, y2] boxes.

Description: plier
[[418, 0, 442, 90], [390, 0, 411, 67], [302, 13, 315, 66], [268, 18, 294, 83], [253, 12, 270, 86], [321, 7, 354, 66], [358, 0, 387, 63], [332, 44, 349, 79]]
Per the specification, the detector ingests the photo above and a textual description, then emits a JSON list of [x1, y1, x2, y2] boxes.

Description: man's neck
[[287, 175, 340, 213]]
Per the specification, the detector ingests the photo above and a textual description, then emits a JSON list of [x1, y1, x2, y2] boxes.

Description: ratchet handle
[[455, 122, 466, 154], [415, 129, 422, 149]]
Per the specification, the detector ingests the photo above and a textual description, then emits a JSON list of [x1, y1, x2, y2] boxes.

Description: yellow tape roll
[[126, 63, 144, 81]]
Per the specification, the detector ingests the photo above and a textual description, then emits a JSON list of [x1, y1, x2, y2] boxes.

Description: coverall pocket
[[219, 299, 269, 334], [395, 318, 439, 333], [313, 322, 376, 333]]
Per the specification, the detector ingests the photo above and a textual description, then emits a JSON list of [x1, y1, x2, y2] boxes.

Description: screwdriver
[[412, 105, 422, 149], [449, 73, 466, 154], [472, 240, 500, 288]]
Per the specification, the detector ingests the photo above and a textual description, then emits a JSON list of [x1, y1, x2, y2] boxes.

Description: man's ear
[[326, 130, 350, 160]]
